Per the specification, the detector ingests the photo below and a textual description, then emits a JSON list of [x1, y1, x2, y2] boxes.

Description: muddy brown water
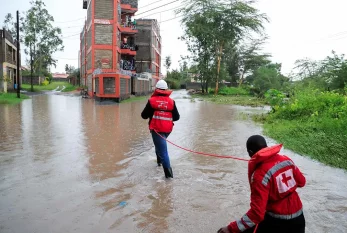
[[0, 90, 346, 233]]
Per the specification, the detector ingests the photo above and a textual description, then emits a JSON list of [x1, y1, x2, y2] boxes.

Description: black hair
[[246, 135, 267, 154]]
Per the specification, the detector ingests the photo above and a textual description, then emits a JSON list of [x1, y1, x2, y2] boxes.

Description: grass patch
[[61, 84, 77, 92], [121, 95, 149, 103], [22, 82, 76, 92], [193, 94, 267, 107], [258, 90, 347, 170], [0, 93, 30, 104], [263, 119, 347, 170], [210, 86, 250, 96]]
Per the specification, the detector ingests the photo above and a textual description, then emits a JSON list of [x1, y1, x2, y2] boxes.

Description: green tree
[[180, 0, 268, 94], [4, 0, 64, 91], [293, 51, 347, 92], [223, 38, 271, 86], [65, 64, 75, 74], [251, 63, 289, 97], [164, 56, 172, 71], [320, 51, 347, 91], [166, 69, 181, 89], [3, 13, 24, 39]]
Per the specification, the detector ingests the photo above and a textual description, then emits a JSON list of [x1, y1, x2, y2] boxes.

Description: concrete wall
[[22, 76, 43, 85], [87, 29, 92, 51], [135, 19, 161, 75], [95, 24, 113, 45], [95, 49, 112, 69], [95, 0, 114, 19], [87, 74, 93, 91], [186, 82, 203, 90], [87, 53, 92, 70], [0, 35, 3, 65], [87, 2, 92, 26], [53, 78, 69, 83]]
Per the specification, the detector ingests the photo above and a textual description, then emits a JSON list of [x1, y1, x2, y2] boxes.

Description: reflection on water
[[0, 91, 346, 233]]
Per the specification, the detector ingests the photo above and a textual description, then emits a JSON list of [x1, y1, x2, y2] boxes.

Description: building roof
[[0, 28, 16, 46], [52, 73, 69, 79]]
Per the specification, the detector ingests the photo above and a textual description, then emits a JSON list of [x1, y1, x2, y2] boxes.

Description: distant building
[[135, 19, 161, 80], [79, 0, 160, 100], [0, 28, 20, 92], [80, 0, 139, 97], [52, 73, 69, 82]]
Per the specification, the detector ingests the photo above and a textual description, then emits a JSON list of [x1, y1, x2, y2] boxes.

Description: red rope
[[154, 130, 249, 162], [254, 224, 259, 233]]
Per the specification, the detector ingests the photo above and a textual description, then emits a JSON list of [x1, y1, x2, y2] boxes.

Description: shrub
[[41, 78, 49, 86], [209, 87, 250, 96], [268, 90, 347, 121]]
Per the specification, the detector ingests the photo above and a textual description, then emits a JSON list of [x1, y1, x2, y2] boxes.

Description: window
[[13, 49, 16, 62], [6, 44, 12, 58]]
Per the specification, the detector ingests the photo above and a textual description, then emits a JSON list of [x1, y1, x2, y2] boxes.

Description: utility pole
[[16, 11, 20, 98], [30, 42, 33, 92]]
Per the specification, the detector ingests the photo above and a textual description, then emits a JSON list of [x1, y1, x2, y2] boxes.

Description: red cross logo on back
[[281, 173, 292, 187], [276, 169, 296, 193], [158, 101, 168, 110]]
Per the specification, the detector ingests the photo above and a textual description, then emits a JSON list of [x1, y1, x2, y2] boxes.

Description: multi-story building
[[135, 19, 162, 80], [0, 28, 20, 92], [80, 0, 139, 99]]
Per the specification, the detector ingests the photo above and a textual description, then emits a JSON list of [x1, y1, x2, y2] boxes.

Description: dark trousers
[[151, 131, 171, 169], [244, 214, 305, 233]]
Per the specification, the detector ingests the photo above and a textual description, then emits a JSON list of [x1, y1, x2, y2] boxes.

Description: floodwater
[[0, 90, 346, 233]]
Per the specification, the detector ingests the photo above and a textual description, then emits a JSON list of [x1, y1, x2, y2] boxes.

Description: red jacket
[[148, 89, 174, 133], [228, 144, 306, 232]]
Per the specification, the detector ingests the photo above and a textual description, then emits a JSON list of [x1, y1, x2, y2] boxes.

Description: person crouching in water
[[141, 80, 180, 178], [218, 135, 306, 233]]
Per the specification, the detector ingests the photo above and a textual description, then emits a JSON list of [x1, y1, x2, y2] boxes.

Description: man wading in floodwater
[[218, 135, 306, 233], [141, 80, 180, 178]]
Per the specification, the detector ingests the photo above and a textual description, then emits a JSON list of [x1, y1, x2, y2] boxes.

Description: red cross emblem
[[281, 173, 292, 187], [158, 102, 168, 110], [276, 169, 296, 193]]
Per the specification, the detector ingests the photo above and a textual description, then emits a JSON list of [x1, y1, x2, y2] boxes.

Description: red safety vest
[[149, 89, 174, 133], [229, 144, 306, 232]]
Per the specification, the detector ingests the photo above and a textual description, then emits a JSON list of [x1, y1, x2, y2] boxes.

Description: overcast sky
[[1, 0, 347, 75]]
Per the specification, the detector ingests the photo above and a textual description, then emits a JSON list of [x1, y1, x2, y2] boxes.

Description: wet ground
[[0, 90, 346, 233]]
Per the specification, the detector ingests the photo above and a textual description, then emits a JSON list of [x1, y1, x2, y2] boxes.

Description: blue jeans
[[151, 131, 171, 169]]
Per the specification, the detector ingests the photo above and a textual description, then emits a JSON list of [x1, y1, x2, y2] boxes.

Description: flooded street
[[1, 90, 347, 233]]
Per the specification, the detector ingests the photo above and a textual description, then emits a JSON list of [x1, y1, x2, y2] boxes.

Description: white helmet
[[156, 80, 168, 90]]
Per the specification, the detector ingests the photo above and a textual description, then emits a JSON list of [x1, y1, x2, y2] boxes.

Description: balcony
[[121, 4, 137, 13], [120, 44, 138, 56], [121, 0, 138, 10], [120, 59, 136, 72], [120, 21, 138, 34]]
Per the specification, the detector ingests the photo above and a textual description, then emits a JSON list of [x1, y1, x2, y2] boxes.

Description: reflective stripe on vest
[[236, 220, 247, 231], [262, 160, 294, 186], [152, 115, 173, 121], [236, 214, 256, 231], [241, 214, 256, 228], [267, 208, 303, 220]]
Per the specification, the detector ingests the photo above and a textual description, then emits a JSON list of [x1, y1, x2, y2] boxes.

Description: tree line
[[164, 0, 347, 97], [3, 0, 64, 90]]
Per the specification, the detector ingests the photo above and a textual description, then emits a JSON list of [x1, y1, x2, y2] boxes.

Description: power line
[[54, 17, 85, 24], [138, 0, 166, 9], [159, 15, 183, 23], [136, 0, 180, 16], [60, 25, 85, 30], [53, 57, 79, 60], [137, 5, 181, 19], [61, 33, 81, 39]]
